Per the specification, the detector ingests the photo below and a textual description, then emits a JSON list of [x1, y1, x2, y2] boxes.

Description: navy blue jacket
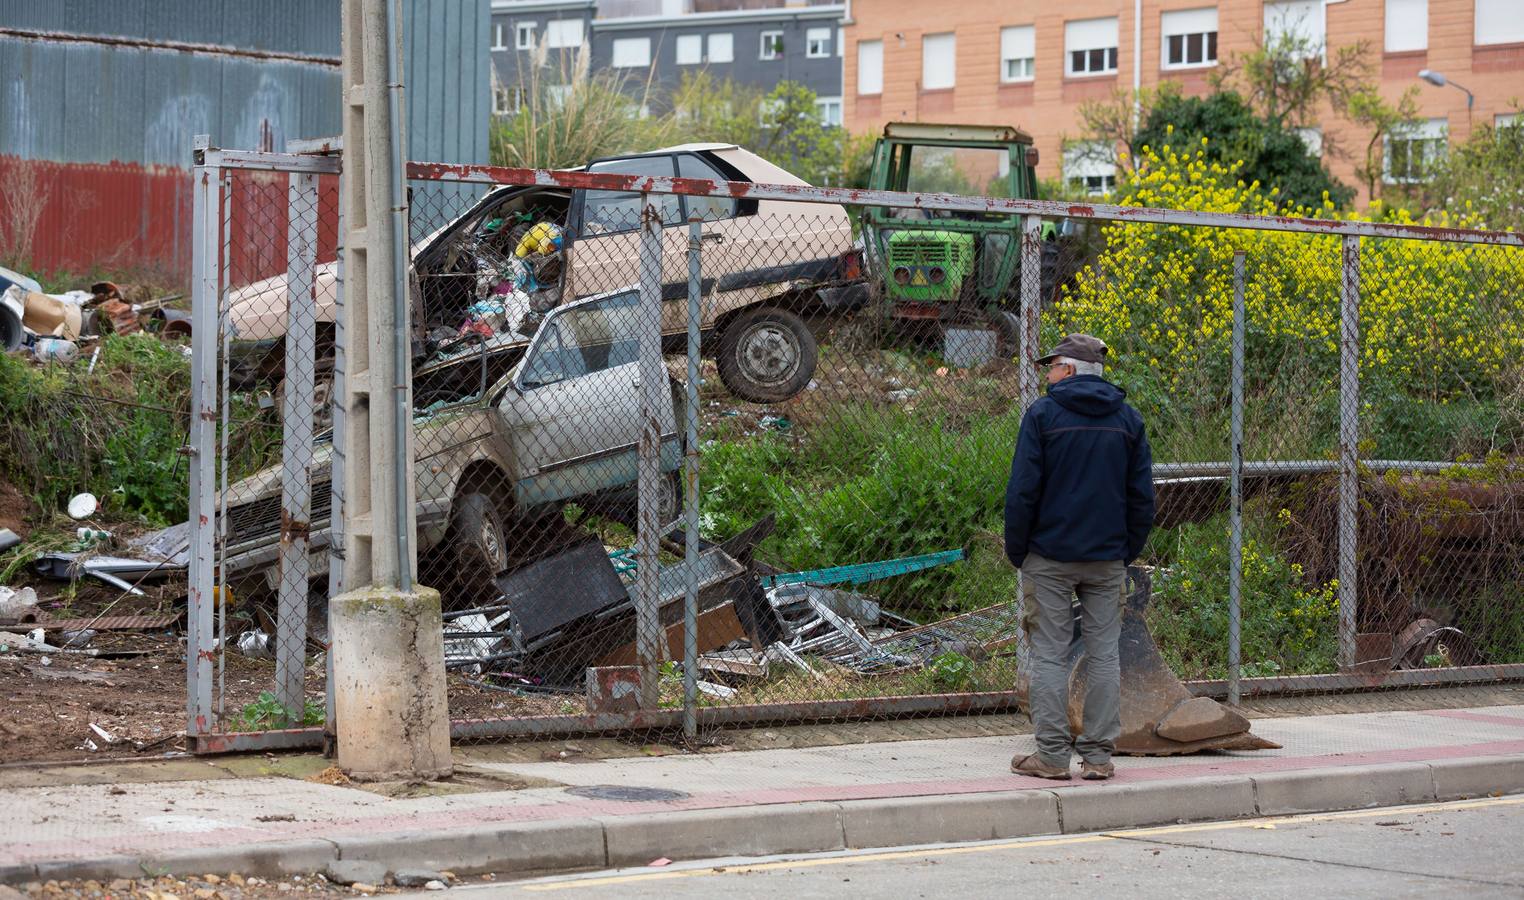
[[1003, 375, 1155, 568]]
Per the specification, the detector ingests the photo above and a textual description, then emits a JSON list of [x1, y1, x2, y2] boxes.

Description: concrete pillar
[[330, 585, 452, 781]]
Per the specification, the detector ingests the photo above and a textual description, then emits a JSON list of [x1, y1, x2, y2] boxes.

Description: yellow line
[[517, 794, 1524, 892]]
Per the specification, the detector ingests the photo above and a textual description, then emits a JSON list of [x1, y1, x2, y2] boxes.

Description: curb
[[7, 754, 1524, 885]]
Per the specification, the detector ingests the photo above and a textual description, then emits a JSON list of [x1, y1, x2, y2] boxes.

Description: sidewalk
[[6, 704, 1524, 884]]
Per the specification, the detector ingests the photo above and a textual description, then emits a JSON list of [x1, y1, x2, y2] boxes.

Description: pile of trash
[[0, 266, 188, 365], [433, 515, 1024, 707]]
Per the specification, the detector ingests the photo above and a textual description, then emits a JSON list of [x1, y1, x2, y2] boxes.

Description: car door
[[495, 290, 677, 509], [674, 153, 742, 329], [566, 155, 688, 325]]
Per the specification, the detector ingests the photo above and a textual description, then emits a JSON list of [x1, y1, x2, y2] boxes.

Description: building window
[[837, 28, 843, 57], [515, 22, 536, 50], [1499, 113, 1520, 128], [546, 84, 574, 109], [708, 32, 734, 63], [1475, 0, 1524, 45], [1066, 17, 1119, 76], [1064, 141, 1116, 195], [858, 39, 883, 95], [1001, 25, 1035, 82], [759, 97, 783, 127], [676, 33, 703, 65], [760, 31, 784, 61], [493, 84, 520, 116], [1384, 0, 1427, 52], [612, 37, 651, 68], [922, 32, 956, 90], [816, 96, 843, 126], [1296, 126, 1323, 157], [1384, 118, 1447, 183], [807, 27, 831, 58], [544, 19, 583, 49], [1162, 7, 1218, 68], [491, 22, 507, 51], [1264, 1, 1323, 59]]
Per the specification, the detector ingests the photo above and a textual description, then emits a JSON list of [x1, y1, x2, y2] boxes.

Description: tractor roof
[[882, 122, 1035, 145]]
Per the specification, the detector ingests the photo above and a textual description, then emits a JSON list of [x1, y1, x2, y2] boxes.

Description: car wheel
[[716, 306, 818, 404], [449, 491, 510, 595], [606, 470, 681, 532], [273, 371, 335, 433]]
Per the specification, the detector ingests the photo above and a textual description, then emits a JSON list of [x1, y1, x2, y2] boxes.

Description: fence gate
[[186, 142, 341, 753]]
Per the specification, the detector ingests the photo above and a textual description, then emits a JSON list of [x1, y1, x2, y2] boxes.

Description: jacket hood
[[1047, 374, 1126, 417]]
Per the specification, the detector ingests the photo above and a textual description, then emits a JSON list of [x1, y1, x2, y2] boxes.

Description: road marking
[[515, 794, 1524, 892]]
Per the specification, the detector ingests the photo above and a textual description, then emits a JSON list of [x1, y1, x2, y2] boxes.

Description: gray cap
[[1037, 333, 1108, 365]]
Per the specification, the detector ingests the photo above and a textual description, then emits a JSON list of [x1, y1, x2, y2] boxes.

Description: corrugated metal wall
[[0, 0, 487, 279]]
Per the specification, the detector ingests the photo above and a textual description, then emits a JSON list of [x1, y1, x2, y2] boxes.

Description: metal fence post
[[683, 215, 703, 741], [277, 172, 319, 724], [635, 193, 668, 708], [186, 142, 219, 739], [1338, 234, 1361, 670], [1229, 251, 1245, 706], [1018, 214, 1042, 410], [327, 167, 346, 755], [1013, 213, 1044, 685]]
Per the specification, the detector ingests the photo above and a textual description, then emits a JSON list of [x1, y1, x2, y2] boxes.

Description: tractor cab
[[863, 122, 1056, 352]]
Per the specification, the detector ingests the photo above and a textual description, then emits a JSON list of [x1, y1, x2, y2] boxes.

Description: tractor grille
[[887, 241, 952, 266]]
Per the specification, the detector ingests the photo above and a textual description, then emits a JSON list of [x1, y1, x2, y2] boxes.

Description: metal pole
[[1018, 214, 1042, 411], [327, 166, 346, 756], [635, 193, 667, 709], [277, 171, 319, 724], [383, 0, 414, 591], [1014, 213, 1043, 685], [1229, 251, 1245, 706], [1337, 234, 1361, 670], [682, 216, 703, 741], [186, 141, 218, 739]]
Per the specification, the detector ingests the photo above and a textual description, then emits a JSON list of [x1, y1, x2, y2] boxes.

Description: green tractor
[[862, 122, 1070, 358]]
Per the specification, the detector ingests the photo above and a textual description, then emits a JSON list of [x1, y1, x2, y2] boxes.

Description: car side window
[[580, 156, 681, 234], [519, 291, 641, 388], [677, 154, 738, 222]]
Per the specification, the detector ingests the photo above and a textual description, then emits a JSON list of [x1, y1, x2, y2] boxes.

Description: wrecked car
[[227, 143, 862, 406], [186, 288, 683, 605]]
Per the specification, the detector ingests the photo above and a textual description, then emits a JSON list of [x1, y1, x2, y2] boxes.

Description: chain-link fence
[[175, 144, 1522, 755]]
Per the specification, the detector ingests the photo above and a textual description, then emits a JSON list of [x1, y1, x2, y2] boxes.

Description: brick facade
[[844, 0, 1524, 203]]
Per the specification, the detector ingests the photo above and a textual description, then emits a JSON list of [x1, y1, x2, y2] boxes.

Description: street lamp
[[1418, 68, 1474, 113]]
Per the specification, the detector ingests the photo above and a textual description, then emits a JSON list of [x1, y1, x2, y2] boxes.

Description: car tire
[[716, 306, 818, 404], [445, 491, 510, 608], [605, 470, 681, 533], [984, 308, 1022, 361]]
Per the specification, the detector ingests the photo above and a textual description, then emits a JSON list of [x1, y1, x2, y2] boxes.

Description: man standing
[[1004, 334, 1155, 781]]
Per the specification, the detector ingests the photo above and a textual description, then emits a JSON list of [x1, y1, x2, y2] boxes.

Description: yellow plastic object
[[514, 222, 562, 258]]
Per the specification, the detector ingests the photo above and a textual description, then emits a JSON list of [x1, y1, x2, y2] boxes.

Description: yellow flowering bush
[[1056, 140, 1524, 410]]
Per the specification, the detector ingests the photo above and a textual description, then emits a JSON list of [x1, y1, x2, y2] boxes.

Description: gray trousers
[[1021, 553, 1126, 766]]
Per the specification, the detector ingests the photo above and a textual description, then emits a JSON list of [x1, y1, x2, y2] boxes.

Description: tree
[[1075, 83, 1184, 177], [1344, 85, 1422, 202], [1389, 116, 1524, 231], [1130, 90, 1354, 210], [1211, 29, 1372, 132]]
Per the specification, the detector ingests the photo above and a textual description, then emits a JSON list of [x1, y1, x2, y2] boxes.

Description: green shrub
[[1144, 504, 1338, 679]]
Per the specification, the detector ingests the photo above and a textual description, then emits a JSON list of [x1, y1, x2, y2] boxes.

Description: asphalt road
[[457, 795, 1524, 899]]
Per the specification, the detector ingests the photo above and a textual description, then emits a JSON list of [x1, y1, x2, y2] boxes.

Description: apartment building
[[492, 0, 846, 122], [844, 0, 1524, 201]]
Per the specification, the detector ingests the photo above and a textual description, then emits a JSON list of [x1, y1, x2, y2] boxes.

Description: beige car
[[227, 144, 863, 404]]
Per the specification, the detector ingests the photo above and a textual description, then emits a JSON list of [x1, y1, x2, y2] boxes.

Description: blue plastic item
[[759, 549, 965, 589]]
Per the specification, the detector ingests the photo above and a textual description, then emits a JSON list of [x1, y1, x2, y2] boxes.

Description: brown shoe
[[1080, 760, 1115, 780], [1011, 753, 1072, 780]]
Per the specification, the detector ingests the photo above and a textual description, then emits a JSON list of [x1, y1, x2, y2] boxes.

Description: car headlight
[[892, 266, 911, 285]]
